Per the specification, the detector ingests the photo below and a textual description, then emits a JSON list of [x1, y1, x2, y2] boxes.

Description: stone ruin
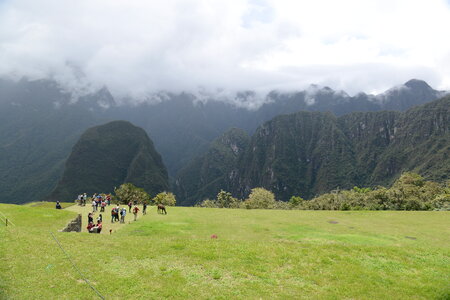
[[60, 214, 82, 232]]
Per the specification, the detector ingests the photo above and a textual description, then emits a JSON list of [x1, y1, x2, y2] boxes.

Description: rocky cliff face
[[175, 128, 250, 206], [178, 96, 450, 204], [48, 121, 169, 201]]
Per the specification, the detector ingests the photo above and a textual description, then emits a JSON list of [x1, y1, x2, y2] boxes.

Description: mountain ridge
[[0, 77, 447, 203], [175, 96, 450, 205]]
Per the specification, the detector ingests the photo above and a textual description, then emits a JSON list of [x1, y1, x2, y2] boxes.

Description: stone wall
[[60, 214, 81, 232]]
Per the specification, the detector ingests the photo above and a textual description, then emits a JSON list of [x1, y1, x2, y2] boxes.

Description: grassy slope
[[0, 204, 449, 299]]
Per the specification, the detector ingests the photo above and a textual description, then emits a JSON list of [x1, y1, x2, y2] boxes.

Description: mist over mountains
[[0, 77, 447, 204]]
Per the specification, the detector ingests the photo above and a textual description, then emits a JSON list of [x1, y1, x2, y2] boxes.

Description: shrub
[[153, 192, 176, 206], [243, 188, 277, 209], [114, 183, 151, 205]]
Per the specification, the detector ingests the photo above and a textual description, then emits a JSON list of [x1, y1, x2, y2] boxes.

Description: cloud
[[0, 0, 450, 99]]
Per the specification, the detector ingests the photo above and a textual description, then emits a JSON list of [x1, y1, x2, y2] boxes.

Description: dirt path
[[65, 204, 151, 234]]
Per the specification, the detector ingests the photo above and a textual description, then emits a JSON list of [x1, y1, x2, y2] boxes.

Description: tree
[[244, 188, 276, 209], [289, 195, 304, 208], [114, 183, 150, 205], [216, 190, 240, 208], [153, 192, 176, 206]]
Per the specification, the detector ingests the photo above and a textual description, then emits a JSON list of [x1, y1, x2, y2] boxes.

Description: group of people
[[74, 192, 161, 234], [87, 212, 103, 233], [77, 193, 112, 211], [85, 200, 150, 233]]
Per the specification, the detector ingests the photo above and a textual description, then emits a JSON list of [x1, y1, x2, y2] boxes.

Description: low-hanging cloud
[[1, 0, 450, 99]]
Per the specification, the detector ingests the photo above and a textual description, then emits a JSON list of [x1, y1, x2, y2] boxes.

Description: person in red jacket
[[87, 221, 94, 232], [133, 206, 140, 221]]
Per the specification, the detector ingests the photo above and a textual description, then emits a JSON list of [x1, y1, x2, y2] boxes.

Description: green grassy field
[[0, 204, 449, 299]]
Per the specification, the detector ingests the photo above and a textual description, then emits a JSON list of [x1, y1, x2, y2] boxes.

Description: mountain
[[0, 77, 446, 203], [174, 128, 250, 206], [48, 121, 169, 201], [0, 79, 106, 204], [177, 96, 449, 204]]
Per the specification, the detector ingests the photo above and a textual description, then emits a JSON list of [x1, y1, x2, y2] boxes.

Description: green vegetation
[[153, 191, 177, 206], [22, 201, 75, 209], [114, 183, 151, 205], [48, 120, 169, 202], [177, 96, 450, 204], [199, 173, 449, 211], [0, 203, 449, 299], [301, 173, 450, 211], [175, 128, 250, 206]]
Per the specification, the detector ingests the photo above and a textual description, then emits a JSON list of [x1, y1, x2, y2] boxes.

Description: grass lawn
[[0, 204, 449, 299], [22, 201, 76, 209]]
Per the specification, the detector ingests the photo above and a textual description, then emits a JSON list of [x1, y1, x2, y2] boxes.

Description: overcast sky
[[1, 0, 450, 97]]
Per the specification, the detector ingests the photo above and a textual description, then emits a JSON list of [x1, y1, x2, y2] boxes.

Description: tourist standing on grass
[[115, 205, 120, 222], [128, 201, 132, 213], [92, 199, 96, 212], [111, 207, 116, 223], [120, 208, 126, 223], [133, 206, 140, 221], [143, 202, 147, 215]]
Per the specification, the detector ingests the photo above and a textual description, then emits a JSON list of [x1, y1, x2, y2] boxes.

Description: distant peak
[[404, 79, 431, 90]]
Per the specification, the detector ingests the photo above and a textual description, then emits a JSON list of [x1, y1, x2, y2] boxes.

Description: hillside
[[175, 128, 250, 206], [178, 96, 450, 204], [1, 204, 449, 299], [0, 78, 446, 204], [48, 121, 169, 201]]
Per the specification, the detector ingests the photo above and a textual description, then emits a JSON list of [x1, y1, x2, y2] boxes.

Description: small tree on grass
[[216, 190, 240, 208], [289, 195, 304, 209], [243, 187, 276, 209], [153, 192, 176, 206], [114, 183, 150, 205]]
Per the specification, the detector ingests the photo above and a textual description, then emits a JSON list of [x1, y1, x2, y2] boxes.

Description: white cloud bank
[[1, 0, 450, 97]]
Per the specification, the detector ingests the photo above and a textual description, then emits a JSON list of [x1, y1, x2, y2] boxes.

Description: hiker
[[128, 201, 132, 213], [97, 214, 103, 223], [133, 206, 140, 221], [101, 200, 106, 212], [115, 205, 120, 222], [111, 207, 116, 223], [143, 202, 147, 215], [83, 193, 87, 206], [106, 194, 111, 206], [88, 212, 93, 224], [120, 208, 126, 223], [56, 201, 62, 209], [92, 199, 97, 212]]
